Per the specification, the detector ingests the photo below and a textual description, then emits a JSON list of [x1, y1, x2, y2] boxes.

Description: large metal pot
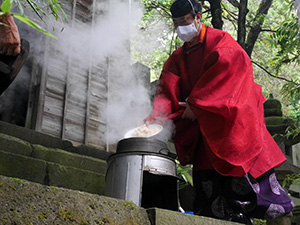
[[105, 137, 178, 210]]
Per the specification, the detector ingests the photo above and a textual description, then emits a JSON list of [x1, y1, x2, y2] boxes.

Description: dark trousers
[[193, 169, 294, 221]]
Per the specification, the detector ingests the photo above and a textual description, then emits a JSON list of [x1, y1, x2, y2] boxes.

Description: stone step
[[0, 133, 107, 175], [0, 150, 106, 195], [0, 120, 113, 161], [0, 120, 72, 151], [32, 144, 107, 175], [0, 150, 46, 184], [0, 175, 241, 225]]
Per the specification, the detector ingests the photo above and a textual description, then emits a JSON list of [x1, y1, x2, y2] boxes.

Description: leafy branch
[[283, 173, 300, 188], [0, 0, 68, 38], [252, 60, 300, 85], [176, 160, 193, 189]]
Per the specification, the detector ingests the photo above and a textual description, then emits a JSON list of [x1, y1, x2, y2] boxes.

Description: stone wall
[[0, 175, 240, 225]]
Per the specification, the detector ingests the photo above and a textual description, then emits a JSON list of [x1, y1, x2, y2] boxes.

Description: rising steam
[[4, 0, 174, 146]]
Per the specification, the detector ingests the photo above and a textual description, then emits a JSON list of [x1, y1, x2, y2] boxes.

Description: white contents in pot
[[131, 124, 160, 137]]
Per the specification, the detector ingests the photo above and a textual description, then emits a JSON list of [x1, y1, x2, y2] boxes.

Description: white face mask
[[176, 22, 197, 42]]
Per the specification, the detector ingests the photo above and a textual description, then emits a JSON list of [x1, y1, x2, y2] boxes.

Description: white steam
[[51, 0, 154, 144], [12, 0, 175, 145], [51, 2, 151, 144]]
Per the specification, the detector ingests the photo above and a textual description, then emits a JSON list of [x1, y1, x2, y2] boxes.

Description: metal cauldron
[[105, 137, 178, 210]]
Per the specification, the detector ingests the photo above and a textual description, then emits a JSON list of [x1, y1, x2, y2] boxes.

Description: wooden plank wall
[[25, 0, 124, 149]]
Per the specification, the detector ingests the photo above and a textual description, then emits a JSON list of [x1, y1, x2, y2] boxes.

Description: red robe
[[146, 25, 286, 178]]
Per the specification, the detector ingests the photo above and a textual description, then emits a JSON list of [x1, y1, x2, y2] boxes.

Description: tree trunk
[[245, 0, 273, 57], [208, 0, 223, 29], [237, 0, 248, 49]]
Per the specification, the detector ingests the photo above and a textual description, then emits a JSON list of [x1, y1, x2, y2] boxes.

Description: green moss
[[254, 219, 267, 225], [10, 177, 24, 184], [123, 201, 137, 209], [101, 217, 117, 224], [39, 213, 48, 220], [0, 218, 8, 223], [57, 208, 76, 222], [50, 186, 56, 191], [8, 185, 16, 191]]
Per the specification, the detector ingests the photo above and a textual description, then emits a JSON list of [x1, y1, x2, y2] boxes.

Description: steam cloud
[[4, 0, 175, 146], [52, 0, 154, 144]]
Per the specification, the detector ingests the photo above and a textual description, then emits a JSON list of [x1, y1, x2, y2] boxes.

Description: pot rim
[[124, 124, 163, 139]]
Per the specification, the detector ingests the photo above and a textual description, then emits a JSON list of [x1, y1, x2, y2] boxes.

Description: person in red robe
[[145, 0, 294, 224]]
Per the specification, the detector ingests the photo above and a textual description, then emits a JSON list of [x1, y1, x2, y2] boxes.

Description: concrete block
[[32, 144, 107, 174], [0, 150, 46, 184], [147, 208, 241, 225], [47, 162, 106, 195], [0, 133, 32, 156], [0, 175, 151, 225]]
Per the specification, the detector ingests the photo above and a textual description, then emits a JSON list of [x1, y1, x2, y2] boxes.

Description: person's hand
[[145, 120, 150, 127], [179, 101, 196, 121], [0, 14, 20, 56]]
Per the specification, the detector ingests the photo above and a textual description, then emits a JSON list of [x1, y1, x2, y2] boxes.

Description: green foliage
[[12, 14, 56, 38], [259, 0, 300, 138], [142, 0, 173, 18], [283, 173, 300, 188], [267, 16, 300, 71], [131, 0, 174, 80], [281, 79, 300, 124], [253, 218, 267, 225], [1, 0, 13, 14], [0, 0, 67, 38], [176, 160, 193, 189], [224, 0, 300, 131]]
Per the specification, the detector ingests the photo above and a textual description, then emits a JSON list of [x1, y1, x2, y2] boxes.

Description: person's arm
[[0, 14, 20, 56]]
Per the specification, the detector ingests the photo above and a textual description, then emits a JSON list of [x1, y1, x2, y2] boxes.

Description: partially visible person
[[0, 14, 20, 56]]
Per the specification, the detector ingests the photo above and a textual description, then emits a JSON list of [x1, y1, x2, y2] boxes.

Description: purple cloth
[[193, 169, 294, 221], [247, 169, 294, 220]]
